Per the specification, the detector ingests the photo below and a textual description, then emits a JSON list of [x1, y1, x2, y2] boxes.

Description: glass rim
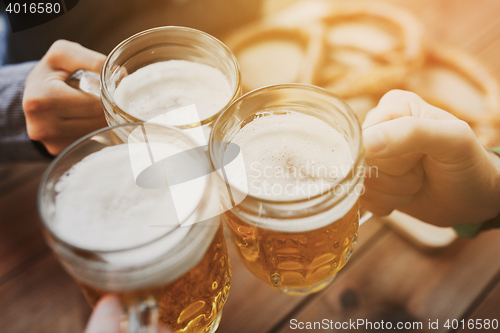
[[37, 122, 208, 255], [101, 25, 242, 128], [209, 83, 363, 205]]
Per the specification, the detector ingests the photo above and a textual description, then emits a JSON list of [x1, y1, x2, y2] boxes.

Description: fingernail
[[362, 128, 386, 153]]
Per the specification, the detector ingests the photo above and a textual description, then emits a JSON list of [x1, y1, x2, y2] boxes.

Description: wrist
[[480, 150, 500, 222], [487, 149, 500, 215], [454, 147, 500, 238]]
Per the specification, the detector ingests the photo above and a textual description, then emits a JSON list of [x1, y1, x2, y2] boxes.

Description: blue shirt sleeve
[[0, 61, 51, 163]]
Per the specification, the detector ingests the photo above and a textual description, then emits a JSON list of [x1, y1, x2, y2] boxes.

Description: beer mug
[[38, 123, 231, 333], [67, 26, 242, 134], [209, 84, 371, 296]]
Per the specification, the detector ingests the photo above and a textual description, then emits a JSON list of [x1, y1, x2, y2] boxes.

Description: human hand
[[84, 295, 171, 333], [23, 40, 107, 156], [361, 90, 500, 227]]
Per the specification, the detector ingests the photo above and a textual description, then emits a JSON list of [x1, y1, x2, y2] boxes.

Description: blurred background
[[1, 0, 500, 332]]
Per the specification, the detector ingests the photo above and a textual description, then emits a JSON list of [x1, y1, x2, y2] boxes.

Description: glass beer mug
[[38, 123, 231, 333], [67, 26, 242, 135], [209, 84, 371, 296]]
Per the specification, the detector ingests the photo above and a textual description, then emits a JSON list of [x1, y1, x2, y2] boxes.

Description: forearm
[[0, 61, 51, 163]]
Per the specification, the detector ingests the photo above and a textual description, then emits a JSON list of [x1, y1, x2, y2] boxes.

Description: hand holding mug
[[23, 40, 107, 155], [84, 295, 171, 333], [361, 90, 500, 227]]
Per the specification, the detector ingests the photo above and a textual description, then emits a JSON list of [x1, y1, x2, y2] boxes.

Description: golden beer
[[38, 124, 232, 332], [79, 224, 231, 333], [210, 84, 366, 295], [224, 202, 358, 294]]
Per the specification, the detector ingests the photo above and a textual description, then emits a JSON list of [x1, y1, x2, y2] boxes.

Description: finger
[[51, 80, 105, 118], [43, 140, 75, 156], [362, 116, 479, 163], [44, 134, 98, 155], [27, 79, 104, 118], [365, 152, 422, 176], [361, 187, 414, 213], [28, 115, 107, 153], [362, 89, 457, 128], [359, 199, 394, 217], [63, 115, 108, 131], [364, 165, 423, 195], [45, 40, 106, 74], [50, 115, 107, 142], [84, 295, 121, 333]]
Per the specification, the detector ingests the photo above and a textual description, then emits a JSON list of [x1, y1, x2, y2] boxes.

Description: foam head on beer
[[50, 142, 208, 266], [113, 60, 233, 124], [221, 109, 360, 291], [227, 110, 354, 201]]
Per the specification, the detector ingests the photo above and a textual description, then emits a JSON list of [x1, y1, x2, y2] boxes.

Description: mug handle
[[359, 207, 373, 226], [66, 70, 101, 97], [122, 297, 160, 333]]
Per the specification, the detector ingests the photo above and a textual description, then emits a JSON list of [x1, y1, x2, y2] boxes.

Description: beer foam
[[51, 143, 206, 255], [113, 60, 233, 124], [228, 110, 354, 201]]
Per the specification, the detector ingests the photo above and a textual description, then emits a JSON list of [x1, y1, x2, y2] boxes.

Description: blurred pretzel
[[405, 44, 500, 146], [225, 0, 500, 143], [225, 23, 324, 92], [316, 0, 424, 98]]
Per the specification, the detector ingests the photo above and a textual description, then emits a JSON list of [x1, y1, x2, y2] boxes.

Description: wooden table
[[1, 0, 500, 332]]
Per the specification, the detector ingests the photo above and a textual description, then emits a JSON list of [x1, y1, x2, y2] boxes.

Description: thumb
[[362, 116, 478, 163], [83, 295, 173, 333], [84, 295, 122, 333]]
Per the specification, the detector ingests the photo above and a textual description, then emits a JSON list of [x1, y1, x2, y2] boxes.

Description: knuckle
[[383, 89, 417, 101], [24, 114, 55, 142], [45, 40, 78, 65], [372, 206, 394, 217], [45, 145, 61, 156], [453, 119, 476, 145], [383, 89, 405, 99], [454, 119, 473, 134], [26, 124, 49, 141], [51, 39, 76, 51], [381, 90, 424, 112], [22, 97, 44, 115]]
